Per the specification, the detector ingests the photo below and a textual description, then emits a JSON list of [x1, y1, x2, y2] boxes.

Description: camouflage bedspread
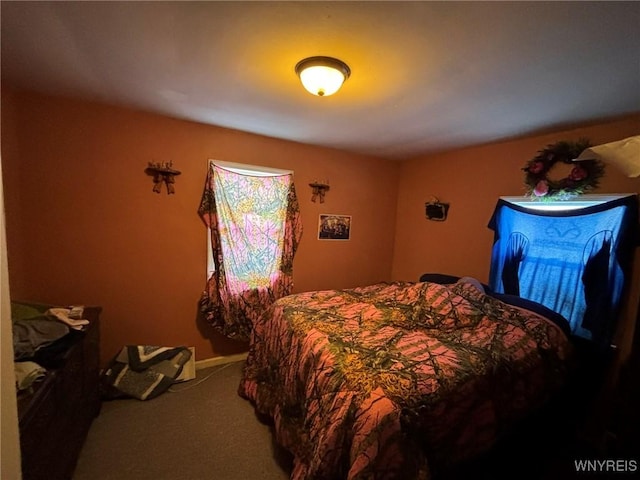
[[239, 280, 572, 480]]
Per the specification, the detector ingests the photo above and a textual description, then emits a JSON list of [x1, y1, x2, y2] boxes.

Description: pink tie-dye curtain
[[198, 164, 302, 341]]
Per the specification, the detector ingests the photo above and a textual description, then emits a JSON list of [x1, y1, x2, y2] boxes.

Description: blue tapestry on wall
[[488, 195, 639, 348]]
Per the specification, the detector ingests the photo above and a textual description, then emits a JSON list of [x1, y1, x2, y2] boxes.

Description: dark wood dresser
[[17, 306, 101, 480]]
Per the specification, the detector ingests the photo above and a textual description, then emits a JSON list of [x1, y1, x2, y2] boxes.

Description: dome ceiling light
[[295, 56, 351, 97]]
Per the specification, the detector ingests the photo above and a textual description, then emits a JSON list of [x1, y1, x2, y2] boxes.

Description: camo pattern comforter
[[239, 280, 571, 480]]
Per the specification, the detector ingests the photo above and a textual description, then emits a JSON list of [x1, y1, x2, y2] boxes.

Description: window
[[501, 194, 632, 212], [205, 160, 293, 279], [198, 159, 301, 340], [489, 194, 638, 346]]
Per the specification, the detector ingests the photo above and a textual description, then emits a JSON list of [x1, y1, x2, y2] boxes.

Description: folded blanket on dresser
[[101, 345, 192, 401], [12, 303, 89, 361]]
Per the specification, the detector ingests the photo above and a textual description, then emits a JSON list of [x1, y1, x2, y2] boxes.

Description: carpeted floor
[[73, 361, 292, 480], [73, 357, 621, 480]]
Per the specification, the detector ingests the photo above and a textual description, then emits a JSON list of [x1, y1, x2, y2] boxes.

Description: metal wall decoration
[[425, 196, 450, 221], [309, 181, 330, 203], [145, 161, 181, 194]]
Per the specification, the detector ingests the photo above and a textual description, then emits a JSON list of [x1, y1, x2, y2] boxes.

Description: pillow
[[456, 276, 486, 293], [420, 273, 492, 293], [418, 282, 486, 330], [489, 292, 571, 338], [419, 273, 460, 285]]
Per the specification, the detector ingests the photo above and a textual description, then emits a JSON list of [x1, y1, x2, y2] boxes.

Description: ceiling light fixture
[[295, 56, 351, 97]]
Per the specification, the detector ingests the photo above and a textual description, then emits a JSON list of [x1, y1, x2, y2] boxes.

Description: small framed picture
[[318, 214, 351, 240]]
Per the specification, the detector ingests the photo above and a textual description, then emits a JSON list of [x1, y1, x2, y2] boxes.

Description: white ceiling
[[2, 1, 639, 160]]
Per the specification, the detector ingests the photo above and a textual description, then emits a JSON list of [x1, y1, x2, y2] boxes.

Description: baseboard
[[195, 352, 248, 371]]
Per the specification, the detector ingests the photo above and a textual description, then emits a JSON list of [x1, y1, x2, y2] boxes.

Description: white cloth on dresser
[[46, 307, 89, 330]]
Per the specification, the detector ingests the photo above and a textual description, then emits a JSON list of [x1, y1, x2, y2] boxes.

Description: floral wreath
[[523, 139, 605, 201]]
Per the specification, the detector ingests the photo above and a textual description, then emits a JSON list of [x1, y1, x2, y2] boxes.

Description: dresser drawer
[[19, 372, 62, 479], [16, 304, 102, 480]]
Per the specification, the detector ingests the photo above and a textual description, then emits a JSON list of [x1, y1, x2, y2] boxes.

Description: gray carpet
[[73, 361, 292, 480], [72, 360, 586, 480]]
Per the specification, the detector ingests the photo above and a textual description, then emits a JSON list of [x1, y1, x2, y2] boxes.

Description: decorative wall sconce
[[145, 161, 181, 194], [309, 181, 330, 203], [425, 196, 450, 221]]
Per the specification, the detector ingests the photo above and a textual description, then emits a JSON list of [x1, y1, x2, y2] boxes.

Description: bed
[[239, 276, 573, 479]]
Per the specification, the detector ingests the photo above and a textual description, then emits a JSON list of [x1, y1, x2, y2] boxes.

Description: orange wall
[[392, 114, 640, 283], [1, 90, 399, 365]]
